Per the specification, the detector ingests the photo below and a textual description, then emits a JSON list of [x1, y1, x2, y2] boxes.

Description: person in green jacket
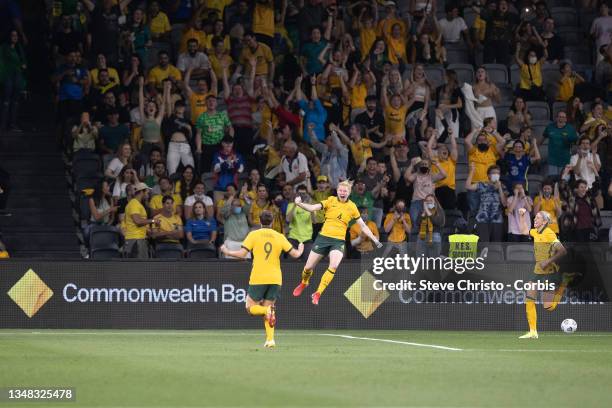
[[0, 30, 27, 131]]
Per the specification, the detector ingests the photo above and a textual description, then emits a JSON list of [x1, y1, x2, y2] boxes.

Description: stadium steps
[[0, 96, 81, 258]]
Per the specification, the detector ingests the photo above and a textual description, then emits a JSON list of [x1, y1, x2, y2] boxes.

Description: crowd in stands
[[7, 0, 612, 258]]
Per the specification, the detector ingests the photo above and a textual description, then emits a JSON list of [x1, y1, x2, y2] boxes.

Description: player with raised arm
[[292, 180, 382, 305], [517, 209, 567, 339], [220, 211, 304, 348]]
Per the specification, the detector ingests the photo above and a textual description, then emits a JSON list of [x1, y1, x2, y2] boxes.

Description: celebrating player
[[220, 211, 304, 348], [517, 209, 567, 339], [291, 180, 382, 305]]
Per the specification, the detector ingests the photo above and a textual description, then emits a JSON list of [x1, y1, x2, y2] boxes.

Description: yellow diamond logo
[[7, 269, 53, 318], [344, 271, 389, 319]]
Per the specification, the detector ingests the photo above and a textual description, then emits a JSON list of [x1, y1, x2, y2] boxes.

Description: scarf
[[419, 210, 435, 244]]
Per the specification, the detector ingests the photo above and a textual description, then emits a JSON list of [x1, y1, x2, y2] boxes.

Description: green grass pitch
[[1, 330, 612, 408]]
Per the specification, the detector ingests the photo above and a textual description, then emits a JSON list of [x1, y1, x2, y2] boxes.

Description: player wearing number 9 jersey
[[220, 211, 304, 348], [291, 180, 383, 305]]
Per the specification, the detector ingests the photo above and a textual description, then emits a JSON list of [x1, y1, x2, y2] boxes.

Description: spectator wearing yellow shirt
[[183, 66, 217, 124], [204, 19, 231, 54], [239, 32, 274, 81], [556, 62, 585, 102], [151, 196, 184, 249], [515, 42, 547, 102], [357, 4, 378, 59], [383, 199, 412, 255], [147, 50, 182, 90], [350, 206, 380, 257], [376, 1, 407, 40], [533, 181, 562, 234], [209, 36, 234, 79], [179, 15, 206, 54], [333, 123, 389, 172], [206, 0, 232, 18], [386, 22, 408, 65], [149, 177, 183, 216], [465, 128, 505, 213], [427, 130, 458, 210], [89, 53, 120, 88], [252, 0, 275, 47], [123, 182, 155, 258], [580, 103, 608, 141], [248, 183, 284, 234], [381, 77, 410, 142], [148, 1, 171, 42]]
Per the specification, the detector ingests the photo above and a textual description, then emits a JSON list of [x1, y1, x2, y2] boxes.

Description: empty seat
[[90, 225, 122, 258], [510, 64, 520, 87], [155, 243, 184, 258], [551, 7, 578, 27], [527, 101, 551, 121], [495, 104, 512, 121], [73, 156, 100, 177], [188, 246, 218, 258], [444, 209, 464, 229], [424, 65, 446, 89], [506, 244, 535, 262], [74, 175, 101, 193], [556, 27, 583, 45], [446, 48, 470, 64], [447, 63, 474, 85], [530, 119, 549, 139], [91, 248, 121, 259], [563, 46, 591, 65], [482, 64, 509, 84], [497, 83, 514, 104]]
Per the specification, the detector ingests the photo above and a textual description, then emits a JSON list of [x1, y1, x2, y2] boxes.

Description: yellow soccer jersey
[[241, 228, 293, 285], [530, 227, 560, 275], [319, 197, 361, 241]]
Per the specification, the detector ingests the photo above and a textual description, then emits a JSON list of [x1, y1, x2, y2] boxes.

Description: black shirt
[[90, 6, 121, 55], [53, 29, 83, 56]]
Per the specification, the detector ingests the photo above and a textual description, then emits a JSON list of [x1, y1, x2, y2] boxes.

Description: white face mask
[[528, 56, 537, 64], [490, 174, 500, 182], [426, 203, 436, 210]]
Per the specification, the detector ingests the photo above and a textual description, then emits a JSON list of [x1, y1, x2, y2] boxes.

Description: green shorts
[[312, 235, 345, 256], [529, 271, 562, 288], [247, 284, 281, 301]]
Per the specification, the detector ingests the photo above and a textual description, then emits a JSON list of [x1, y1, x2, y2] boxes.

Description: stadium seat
[[446, 48, 470, 64], [556, 27, 583, 46], [444, 209, 464, 229], [72, 155, 101, 177], [510, 64, 520, 87], [482, 64, 509, 84], [552, 101, 567, 118], [527, 174, 544, 195], [494, 104, 512, 121], [551, 7, 578, 27], [538, 140, 549, 164], [463, 7, 477, 27], [78, 191, 92, 227], [549, 0, 574, 6], [564, 46, 591, 65], [530, 120, 549, 140], [497, 83, 514, 104], [579, 10, 597, 33], [155, 243, 184, 258], [526, 101, 551, 121], [600, 211, 612, 230], [188, 245, 217, 258], [424, 65, 446, 89], [74, 175, 101, 193], [447, 63, 474, 86], [90, 225, 122, 258], [506, 244, 535, 262]]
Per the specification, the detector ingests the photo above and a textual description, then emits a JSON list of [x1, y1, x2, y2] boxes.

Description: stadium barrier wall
[[1, 256, 611, 331]]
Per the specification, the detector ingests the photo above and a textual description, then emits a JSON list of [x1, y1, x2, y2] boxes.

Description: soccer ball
[[561, 318, 577, 334]]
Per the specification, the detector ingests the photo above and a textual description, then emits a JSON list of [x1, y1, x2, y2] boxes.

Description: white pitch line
[[319, 333, 462, 351]]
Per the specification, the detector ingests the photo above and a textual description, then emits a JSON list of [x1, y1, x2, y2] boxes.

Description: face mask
[[426, 203, 436, 210], [581, 149, 590, 155], [562, 174, 571, 182], [528, 56, 538, 64], [543, 191, 552, 198], [232, 207, 242, 215], [477, 143, 488, 152], [490, 174, 500, 182]]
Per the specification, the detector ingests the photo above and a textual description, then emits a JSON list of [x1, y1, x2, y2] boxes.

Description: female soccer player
[[517, 209, 567, 339], [220, 211, 304, 348], [292, 180, 382, 305]]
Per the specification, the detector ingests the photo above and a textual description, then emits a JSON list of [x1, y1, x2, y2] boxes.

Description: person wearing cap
[[123, 182, 155, 258], [311, 175, 332, 238], [378, 1, 407, 41]]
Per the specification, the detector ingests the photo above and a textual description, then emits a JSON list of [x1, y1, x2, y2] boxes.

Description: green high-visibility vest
[[448, 234, 479, 259]]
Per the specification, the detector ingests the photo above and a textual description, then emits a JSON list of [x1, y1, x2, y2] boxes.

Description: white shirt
[[591, 16, 612, 49], [569, 151, 601, 189], [281, 152, 310, 189], [177, 52, 211, 72], [184, 194, 213, 208], [106, 158, 125, 178], [437, 17, 468, 43]]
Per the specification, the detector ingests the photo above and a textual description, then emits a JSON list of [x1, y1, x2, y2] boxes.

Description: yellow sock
[[248, 305, 268, 316], [301, 268, 314, 285], [546, 283, 567, 312], [316, 268, 336, 295], [264, 318, 274, 341], [526, 298, 537, 332]]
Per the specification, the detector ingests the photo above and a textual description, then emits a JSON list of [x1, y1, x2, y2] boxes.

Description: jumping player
[[220, 211, 304, 348], [518, 209, 567, 339], [291, 180, 382, 305]]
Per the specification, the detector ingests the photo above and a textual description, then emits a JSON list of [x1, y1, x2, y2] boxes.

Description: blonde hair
[[337, 180, 354, 191]]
